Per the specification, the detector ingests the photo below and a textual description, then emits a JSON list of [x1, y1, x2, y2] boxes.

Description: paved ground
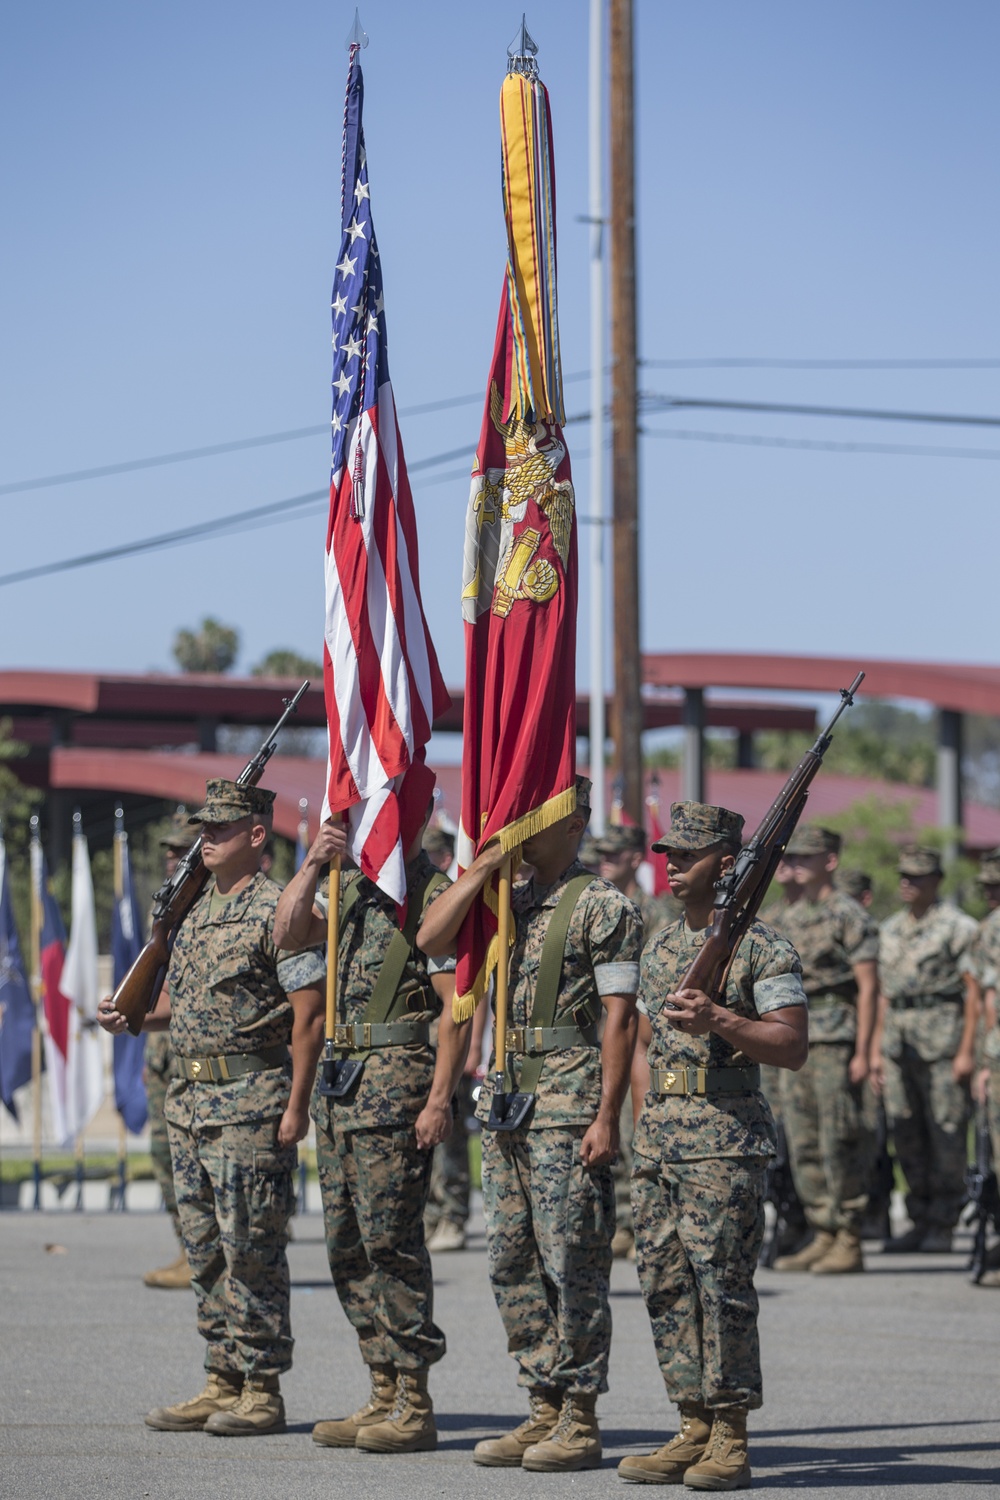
[[1, 1203, 997, 1499]]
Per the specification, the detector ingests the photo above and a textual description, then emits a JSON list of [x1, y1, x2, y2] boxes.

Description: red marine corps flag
[[454, 29, 578, 1019], [323, 35, 450, 905]]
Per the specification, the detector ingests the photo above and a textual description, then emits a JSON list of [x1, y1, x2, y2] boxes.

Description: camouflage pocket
[[567, 1154, 614, 1249], [249, 1143, 296, 1239]]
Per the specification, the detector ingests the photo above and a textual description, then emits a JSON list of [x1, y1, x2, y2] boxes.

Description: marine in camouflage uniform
[[877, 846, 980, 1252], [416, 777, 642, 1472], [620, 802, 808, 1490], [770, 826, 879, 1273], [274, 783, 469, 1456], [102, 780, 326, 1437], [592, 823, 679, 1258], [973, 852, 1000, 1285]]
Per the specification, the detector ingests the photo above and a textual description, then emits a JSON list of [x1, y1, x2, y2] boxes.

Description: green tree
[[172, 617, 240, 674], [251, 648, 322, 680], [755, 702, 936, 787], [0, 718, 43, 950]]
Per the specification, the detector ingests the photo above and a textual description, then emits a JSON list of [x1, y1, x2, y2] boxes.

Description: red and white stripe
[[323, 381, 446, 902]]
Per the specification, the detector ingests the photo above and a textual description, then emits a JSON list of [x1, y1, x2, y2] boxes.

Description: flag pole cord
[[492, 857, 512, 1093], [325, 857, 342, 1043]]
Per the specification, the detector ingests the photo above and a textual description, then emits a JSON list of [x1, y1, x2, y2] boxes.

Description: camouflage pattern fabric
[[145, 1030, 179, 1228], [878, 901, 978, 1003], [778, 1042, 870, 1233], [878, 902, 976, 1232], [770, 890, 878, 1044], [975, 907, 1000, 992], [164, 871, 324, 1378], [481, 1124, 614, 1394], [988, 1061, 1000, 1175], [770, 891, 877, 1232], [313, 852, 454, 1130], [632, 1155, 767, 1410], [426, 1073, 474, 1231], [634, 917, 806, 1163], [636, 888, 680, 941], [474, 860, 643, 1128], [167, 1115, 296, 1377], [314, 1120, 445, 1370]]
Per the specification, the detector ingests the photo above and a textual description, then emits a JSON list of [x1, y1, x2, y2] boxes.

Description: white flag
[[61, 829, 104, 1143]]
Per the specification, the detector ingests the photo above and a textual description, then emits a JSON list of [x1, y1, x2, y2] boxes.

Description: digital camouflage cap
[[160, 808, 195, 850], [575, 775, 592, 812], [422, 826, 455, 858], [785, 824, 842, 857], [897, 844, 942, 878], [978, 848, 1000, 885], [651, 801, 744, 853], [836, 867, 872, 901], [188, 779, 276, 825], [593, 824, 646, 857]]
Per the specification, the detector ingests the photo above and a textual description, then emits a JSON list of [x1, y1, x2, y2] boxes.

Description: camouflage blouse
[[475, 860, 643, 1130], [769, 888, 878, 1044], [634, 916, 806, 1163], [165, 872, 325, 1127]]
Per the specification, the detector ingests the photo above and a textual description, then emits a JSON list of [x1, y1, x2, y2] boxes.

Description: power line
[[642, 426, 1000, 461], [642, 357, 1000, 371], [642, 392, 1000, 428]]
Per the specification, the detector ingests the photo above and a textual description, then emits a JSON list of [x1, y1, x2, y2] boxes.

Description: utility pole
[[587, 0, 606, 835], [609, 0, 643, 824]]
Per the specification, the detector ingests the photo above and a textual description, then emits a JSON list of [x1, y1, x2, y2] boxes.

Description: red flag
[[646, 786, 671, 898], [455, 69, 578, 1018], [322, 51, 450, 903]]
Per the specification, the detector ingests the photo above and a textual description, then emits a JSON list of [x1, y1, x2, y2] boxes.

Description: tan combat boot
[[618, 1402, 712, 1483], [312, 1363, 396, 1447], [355, 1370, 437, 1453], [143, 1249, 192, 1290], [772, 1229, 834, 1272], [144, 1371, 242, 1431], [810, 1228, 864, 1275], [204, 1376, 285, 1436], [611, 1226, 636, 1259], [683, 1408, 750, 1490], [473, 1387, 562, 1466], [521, 1391, 601, 1472]]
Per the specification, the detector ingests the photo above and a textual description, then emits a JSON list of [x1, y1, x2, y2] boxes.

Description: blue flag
[[0, 836, 35, 1122], [111, 833, 147, 1133]]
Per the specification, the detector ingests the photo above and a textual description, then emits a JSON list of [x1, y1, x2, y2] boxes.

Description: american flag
[[323, 50, 450, 903]]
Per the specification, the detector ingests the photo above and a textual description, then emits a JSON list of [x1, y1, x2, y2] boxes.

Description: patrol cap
[[574, 776, 592, 812], [578, 835, 602, 871], [188, 779, 276, 825], [160, 809, 195, 850], [652, 801, 744, 853], [836, 868, 872, 901], [785, 825, 842, 857], [594, 825, 646, 857], [978, 848, 1000, 885], [422, 826, 455, 858], [897, 844, 942, 878]]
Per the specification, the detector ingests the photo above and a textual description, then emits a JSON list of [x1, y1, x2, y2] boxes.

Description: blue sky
[[2, 1, 998, 690]]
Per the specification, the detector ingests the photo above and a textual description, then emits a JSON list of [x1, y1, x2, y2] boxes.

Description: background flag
[[322, 47, 450, 904], [111, 823, 147, 1134], [62, 820, 105, 1143], [31, 835, 71, 1144], [294, 798, 309, 873], [455, 64, 578, 1018], [646, 782, 671, 898], [0, 834, 34, 1121]]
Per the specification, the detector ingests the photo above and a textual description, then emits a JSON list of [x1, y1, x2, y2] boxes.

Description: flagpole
[[588, 0, 607, 836], [71, 809, 85, 1211], [29, 815, 43, 1210], [491, 855, 513, 1105], [112, 813, 127, 1212], [324, 856, 342, 1049]]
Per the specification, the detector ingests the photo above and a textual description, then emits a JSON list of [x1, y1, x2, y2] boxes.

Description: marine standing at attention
[[100, 779, 327, 1437], [417, 777, 643, 1474], [621, 802, 808, 1490]]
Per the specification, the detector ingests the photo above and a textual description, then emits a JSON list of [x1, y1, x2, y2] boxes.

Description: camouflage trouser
[[613, 1094, 635, 1233], [167, 1114, 295, 1378], [882, 1049, 969, 1230], [425, 1076, 473, 1230], [481, 1124, 614, 1395], [759, 1064, 783, 1118], [990, 1062, 1000, 1172], [145, 1040, 179, 1233], [779, 1042, 871, 1234], [315, 1118, 445, 1370], [632, 1153, 767, 1411]]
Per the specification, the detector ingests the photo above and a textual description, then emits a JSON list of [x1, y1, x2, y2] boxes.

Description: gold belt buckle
[[189, 1059, 203, 1078], [506, 1027, 524, 1053], [333, 1024, 350, 1048], [662, 1069, 677, 1093]]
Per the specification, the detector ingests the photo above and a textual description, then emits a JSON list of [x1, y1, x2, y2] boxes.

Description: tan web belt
[[504, 1023, 599, 1055], [331, 1020, 430, 1050], [650, 1064, 761, 1096], [176, 1045, 289, 1083], [889, 994, 962, 1011]]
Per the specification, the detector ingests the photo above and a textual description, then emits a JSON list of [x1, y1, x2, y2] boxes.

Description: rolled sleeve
[[755, 971, 808, 1014], [594, 960, 639, 997], [276, 945, 326, 993]]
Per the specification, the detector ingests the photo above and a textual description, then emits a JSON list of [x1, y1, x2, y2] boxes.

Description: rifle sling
[[506, 874, 596, 1096]]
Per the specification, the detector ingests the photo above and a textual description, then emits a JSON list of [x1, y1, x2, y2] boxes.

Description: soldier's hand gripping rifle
[[110, 682, 310, 1036], [669, 673, 865, 1004]]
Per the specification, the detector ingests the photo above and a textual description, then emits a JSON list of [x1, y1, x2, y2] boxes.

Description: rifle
[[672, 672, 864, 1003], [759, 1118, 803, 1267], [111, 681, 310, 1036], [963, 1100, 1000, 1284]]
